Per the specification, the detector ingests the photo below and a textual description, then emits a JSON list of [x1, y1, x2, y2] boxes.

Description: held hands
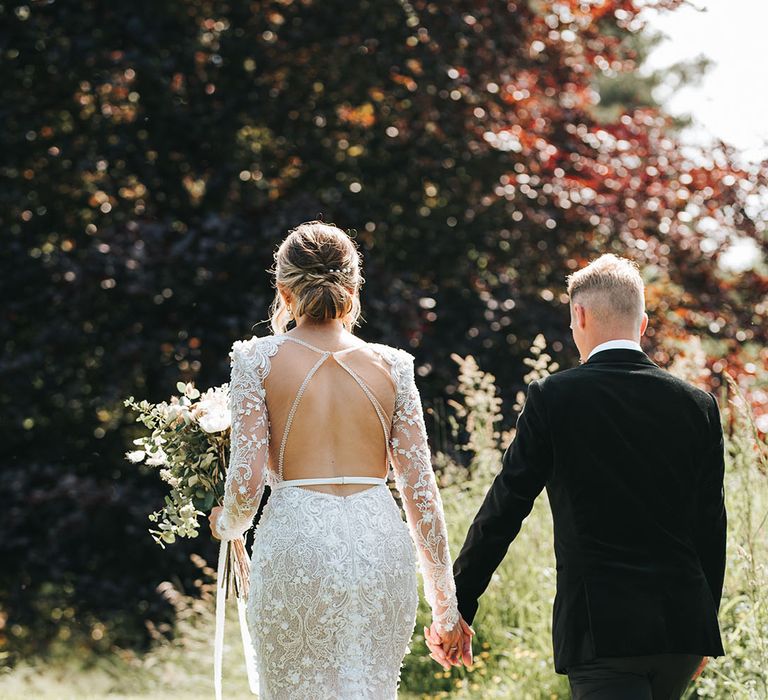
[[423, 616, 475, 670]]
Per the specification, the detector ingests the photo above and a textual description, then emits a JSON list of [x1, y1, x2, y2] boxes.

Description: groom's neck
[[581, 329, 642, 361]]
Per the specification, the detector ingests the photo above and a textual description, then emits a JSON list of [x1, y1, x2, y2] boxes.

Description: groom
[[428, 254, 727, 699]]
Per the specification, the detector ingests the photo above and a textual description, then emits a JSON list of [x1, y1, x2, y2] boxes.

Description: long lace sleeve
[[216, 339, 270, 541], [389, 351, 460, 635]]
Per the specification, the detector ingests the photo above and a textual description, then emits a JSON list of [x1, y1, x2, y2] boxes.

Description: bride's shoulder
[[365, 342, 416, 385], [229, 333, 287, 368], [366, 341, 414, 364]]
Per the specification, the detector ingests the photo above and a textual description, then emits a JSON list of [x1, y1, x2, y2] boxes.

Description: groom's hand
[[424, 617, 475, 668], [436, 623, 463, 666], [458, 616, 475, 666]]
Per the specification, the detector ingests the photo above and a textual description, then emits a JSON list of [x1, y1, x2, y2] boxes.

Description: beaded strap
[[277, 351, 331, 479]]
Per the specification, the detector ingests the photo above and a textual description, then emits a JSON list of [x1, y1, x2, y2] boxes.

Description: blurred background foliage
[[2, 0, 767, 684]]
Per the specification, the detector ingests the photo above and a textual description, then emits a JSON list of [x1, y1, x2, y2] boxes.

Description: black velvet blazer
[[452, 348, 727, 674]]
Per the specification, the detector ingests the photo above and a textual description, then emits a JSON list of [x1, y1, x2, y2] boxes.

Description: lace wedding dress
[[216, 333, 460, 699]]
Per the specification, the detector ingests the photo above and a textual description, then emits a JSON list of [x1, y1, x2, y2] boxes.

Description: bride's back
[[264, 333, 398, 494], [249, 220, 403, 496]]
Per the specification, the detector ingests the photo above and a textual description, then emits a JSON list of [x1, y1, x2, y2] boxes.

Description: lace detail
[[371, 344, 461, 635], [217, 335, 286, 540], [247, 485, 419, 699]]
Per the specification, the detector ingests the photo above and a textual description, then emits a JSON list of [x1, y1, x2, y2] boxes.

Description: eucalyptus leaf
[[199, 491, 215, 511]]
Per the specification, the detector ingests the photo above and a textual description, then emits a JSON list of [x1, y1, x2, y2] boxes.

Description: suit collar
[[587, 339, 643, 359], [583, 348, 658, 367]]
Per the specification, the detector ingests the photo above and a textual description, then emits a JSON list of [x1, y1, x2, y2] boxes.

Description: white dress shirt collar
[[587, 339, 644, 360]]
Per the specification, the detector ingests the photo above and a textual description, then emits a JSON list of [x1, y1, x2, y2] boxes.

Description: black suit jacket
[[453, 348, 727, 674]]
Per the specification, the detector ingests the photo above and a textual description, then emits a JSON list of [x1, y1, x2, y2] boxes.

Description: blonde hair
[[269, 221, 363, 334], [566, 253, 645, 324]]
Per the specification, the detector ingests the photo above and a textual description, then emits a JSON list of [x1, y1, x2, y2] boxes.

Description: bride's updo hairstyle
[[270, 221, 363, 334]]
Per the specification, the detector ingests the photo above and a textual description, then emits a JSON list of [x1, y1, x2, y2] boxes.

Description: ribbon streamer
[[214, 540, 260, 699], [238, 592, 260, 693]]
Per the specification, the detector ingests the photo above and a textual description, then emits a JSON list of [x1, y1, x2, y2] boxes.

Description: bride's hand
[[208, 505, 223, 540], [423, 624, 453, 669]]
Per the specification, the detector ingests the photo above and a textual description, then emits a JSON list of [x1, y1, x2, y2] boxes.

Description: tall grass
[[399, 341, 569, 699], [693, 375, 768, 699], [1, 339, 766, 699]]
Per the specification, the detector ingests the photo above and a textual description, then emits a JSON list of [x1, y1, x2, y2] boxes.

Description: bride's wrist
[[432, 609, 461, 636]]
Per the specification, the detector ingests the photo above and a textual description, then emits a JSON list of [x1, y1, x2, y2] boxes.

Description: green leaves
[[176, 382, 201, 400]]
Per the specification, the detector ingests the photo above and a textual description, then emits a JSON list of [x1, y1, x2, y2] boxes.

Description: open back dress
[[216, 333, 460, 699]]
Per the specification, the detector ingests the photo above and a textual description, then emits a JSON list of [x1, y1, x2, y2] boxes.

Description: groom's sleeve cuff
[[455, 589, 478, 626]]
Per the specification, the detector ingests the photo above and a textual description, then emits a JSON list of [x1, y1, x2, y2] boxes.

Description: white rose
[[198, 406, 230, 433], [196, 386, 231, 433]]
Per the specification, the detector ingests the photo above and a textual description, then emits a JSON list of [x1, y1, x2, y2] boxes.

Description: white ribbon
[[214, 540, 260, 700], [214, 541, 227, 700], [238, 592, 260, 694]]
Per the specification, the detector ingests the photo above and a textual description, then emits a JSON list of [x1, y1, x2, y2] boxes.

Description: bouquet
[[124, 381, 258, 699]]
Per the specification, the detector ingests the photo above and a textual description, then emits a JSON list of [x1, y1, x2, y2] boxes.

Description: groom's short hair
[[567, 254, 645, 324]]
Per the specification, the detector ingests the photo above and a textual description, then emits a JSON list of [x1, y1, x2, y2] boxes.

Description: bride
[[209, 221, 472, 698]]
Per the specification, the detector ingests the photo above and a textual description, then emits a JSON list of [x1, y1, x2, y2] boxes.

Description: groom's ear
[[572, 302, 587, 330], [639, 312, 649, 337]]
